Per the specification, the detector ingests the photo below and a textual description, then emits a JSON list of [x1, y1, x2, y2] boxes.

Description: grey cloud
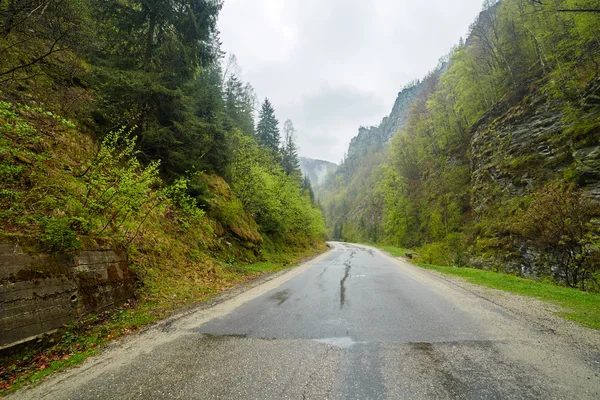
[[279, 85, 387, 162], [218, 0, 485, 162]]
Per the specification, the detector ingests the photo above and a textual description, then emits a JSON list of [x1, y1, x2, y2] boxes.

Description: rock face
[[298, 157, 338, 190], [469, 78, 600, 274], [0, 243, 135, 350], [471, 80, 600, 215], [346, 81, 423, 163]]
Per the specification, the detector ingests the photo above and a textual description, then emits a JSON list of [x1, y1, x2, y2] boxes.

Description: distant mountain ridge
[[299, 157, 338, 189]]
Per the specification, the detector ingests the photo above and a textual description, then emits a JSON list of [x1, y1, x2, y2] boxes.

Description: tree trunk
[[145, 10, 156, 68]]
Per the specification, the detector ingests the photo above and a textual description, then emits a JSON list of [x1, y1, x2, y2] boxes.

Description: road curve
[[14, 242, 600, 399]]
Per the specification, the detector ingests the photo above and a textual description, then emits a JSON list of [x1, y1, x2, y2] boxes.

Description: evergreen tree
[[224, 74, 256, 136], [281, 119, 301, 181], [89, 0, 225, 178], [256, 98, 280, 153], [302, 176, 315, 203]]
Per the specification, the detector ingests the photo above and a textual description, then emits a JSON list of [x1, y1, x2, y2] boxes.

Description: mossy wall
[[0, 243, 135, 349]]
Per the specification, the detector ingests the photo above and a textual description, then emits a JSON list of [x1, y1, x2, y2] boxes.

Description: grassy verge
[[375, 245, 412, 258], [0, 244, 326, 396], [376, 245, 600, 331]]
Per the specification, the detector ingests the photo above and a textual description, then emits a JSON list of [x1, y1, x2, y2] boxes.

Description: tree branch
[[0, 30, 67, 77]]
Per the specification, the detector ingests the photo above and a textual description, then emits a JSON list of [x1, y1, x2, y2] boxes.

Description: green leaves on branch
[[56, 127, 206, 246], [162, 176, 206, 229], [514, 183, 600, 290], [80, 127, 163, 241]]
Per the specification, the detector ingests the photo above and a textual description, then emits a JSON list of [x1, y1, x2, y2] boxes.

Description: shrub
[[516, 183, 600, 290], [419, 241, 452, 266], [40, 217, 84, 252]]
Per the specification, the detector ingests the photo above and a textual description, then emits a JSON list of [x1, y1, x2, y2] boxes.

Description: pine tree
[[281, 119, 301, 180], [224, 75, 256, 136], [256, 98, 281, 153], [302, 175, 315, 203]]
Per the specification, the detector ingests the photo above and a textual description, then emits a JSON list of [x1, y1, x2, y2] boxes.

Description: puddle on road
[[314, 337, 360, 349], [268, 289, 292, 306]]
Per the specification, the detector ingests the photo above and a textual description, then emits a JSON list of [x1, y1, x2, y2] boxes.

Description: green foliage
[[0, 0, 92, 80], [40, 217, 84, 252], [87, 0, 229, 179], [256, 98, 281, 155], [79, 128, 164, 241], [162, 177, 206, 228], [302, 176, 315, 203], [281, 119, 302, 182], [228, 129, 326, 245], [223, 72, 256, 136], [515, 182, 600, 290]]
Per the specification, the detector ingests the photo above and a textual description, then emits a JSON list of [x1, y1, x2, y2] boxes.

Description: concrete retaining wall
[[0, 243, 135, 350]]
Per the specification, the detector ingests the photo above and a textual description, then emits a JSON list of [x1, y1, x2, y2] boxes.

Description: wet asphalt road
[[16, 243, 600, 399]]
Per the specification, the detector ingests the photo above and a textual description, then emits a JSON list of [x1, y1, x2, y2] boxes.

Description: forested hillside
[[321, 0, 600, 291], [0, 0, 326, 362], [318, 80, 423, 242]]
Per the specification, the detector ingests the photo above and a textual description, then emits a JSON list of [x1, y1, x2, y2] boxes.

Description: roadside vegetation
[[320, 0, 600, 293], [0, 0, 327, 394]]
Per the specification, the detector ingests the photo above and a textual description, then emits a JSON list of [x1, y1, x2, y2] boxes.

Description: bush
[[227, 129, 326, 245], [515, 183, 600, 290], [40, 217, 84, 252], [418, 241, 452, 266]]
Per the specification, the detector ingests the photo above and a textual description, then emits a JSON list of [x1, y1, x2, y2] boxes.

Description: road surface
[[15, 243, 600, 399]]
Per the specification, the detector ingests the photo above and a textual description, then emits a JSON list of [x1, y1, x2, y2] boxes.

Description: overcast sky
[[218, 0, 484, 163]]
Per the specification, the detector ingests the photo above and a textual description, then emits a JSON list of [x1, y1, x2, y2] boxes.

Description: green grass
[[243, 262, 288, 274], [376, 245, 412, 258], [377, 245, 600, 330]]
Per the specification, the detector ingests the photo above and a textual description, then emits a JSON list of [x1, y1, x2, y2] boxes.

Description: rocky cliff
[[469, 76, 600, 275], [346, 81, 423, 163]]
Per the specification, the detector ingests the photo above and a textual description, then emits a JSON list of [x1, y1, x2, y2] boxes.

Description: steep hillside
[[0, 101, 326, 350], [317, 80, 424, 241], [319, 0, 600, 292], [376, 0, 599, 291], [0, 0, 327, 388], [299, 157, 337, 190]]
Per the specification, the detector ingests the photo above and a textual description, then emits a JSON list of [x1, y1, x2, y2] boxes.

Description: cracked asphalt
[[15, 242, 600, 399]]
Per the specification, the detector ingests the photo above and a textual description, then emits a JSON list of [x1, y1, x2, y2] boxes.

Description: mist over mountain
[[299, 157, 338, 190]]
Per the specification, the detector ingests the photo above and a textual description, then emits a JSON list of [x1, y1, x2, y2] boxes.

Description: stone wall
[[0, 243, 135, 350]]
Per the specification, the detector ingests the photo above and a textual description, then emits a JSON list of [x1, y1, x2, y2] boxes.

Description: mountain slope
[[299, 157, 337, 190], [365, 0, 599, 290], [317, 80, 424, 241]]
